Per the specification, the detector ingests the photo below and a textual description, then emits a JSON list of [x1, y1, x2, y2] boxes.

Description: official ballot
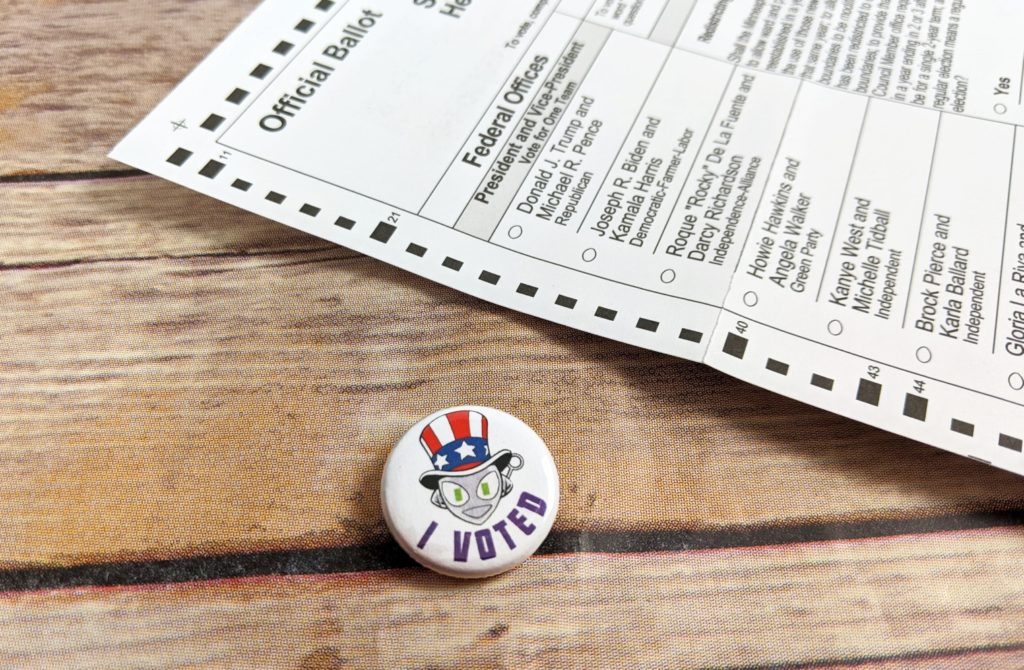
[[112, 0, 1024, 474]]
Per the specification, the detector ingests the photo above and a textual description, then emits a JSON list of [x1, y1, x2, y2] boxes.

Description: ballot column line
[[814, 98, 871, 302], [900, 112, 944, 329], [662, 0, 702, 45], [445, 23, 611, 232], [1019, 52, 1024, 106], [650, 65, 738, 253], [481, 27, 613, 242], [664, 42, 1021, 132], [572, 45, 676, 233], [416, 6, 560, 216], [722, 77, 803, 278], [701, 77, 804, 366], [991, 125, 1019, 354], [646, 0, 673, 40]]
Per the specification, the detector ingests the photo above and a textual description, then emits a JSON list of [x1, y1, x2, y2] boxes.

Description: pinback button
[[381, 406, 559, 579]]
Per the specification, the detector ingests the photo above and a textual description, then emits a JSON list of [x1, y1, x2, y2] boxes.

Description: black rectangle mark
[[226, 88, 249, 104], [516, 282, 539, 297], [516, 283, 538, 297], [166, 148, 193, 166], [316, 0, 335, 9], [199, 160, 225, 179], [594, 307, 617, 321], [231, 179, 252, 192], [273, 41, 294, 55], [265, 191, 286, 204], [903, 394, 928, 421], [856, 379, 882, 406], [636, 318, 659, 332], [370, 222, 396, 243], [479, 270, 500, 285], [950, 419, 975, 436], [295, 19, 315, 32], [442, 257, 463, 271], [555, 295, 577, 309], [722, 333, 747, 359], [999, 434, 1023, 452], [810, 374, 834, 391], [679, 329, 703, 343], [406, 243, 426, 257], [299, 204, 321, 217], [765, 359, 789, 375], [251, 64, 272, 79], [200, 114, 225, 131], [334, 216, 355, 230]]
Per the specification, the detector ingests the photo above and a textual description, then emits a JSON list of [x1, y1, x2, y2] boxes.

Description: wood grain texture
[[0, 0, 255, 177], [4, 0, 1024, 667], [3, 213, 1024, 566], [2, 178, 333, 266], [1, 528, 1022, 669]]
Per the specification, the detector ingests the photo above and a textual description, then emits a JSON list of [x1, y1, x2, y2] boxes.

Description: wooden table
[[2, 2, 1024, 667]]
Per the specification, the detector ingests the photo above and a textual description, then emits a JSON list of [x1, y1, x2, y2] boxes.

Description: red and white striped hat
[[418, 409, 511, 488]]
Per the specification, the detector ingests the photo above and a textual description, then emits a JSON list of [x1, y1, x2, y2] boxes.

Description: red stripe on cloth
[[447, 410, 471, 441], [480, 413, 488, 440], [452, 461, 483, 471], [420, 426, 442, 454]]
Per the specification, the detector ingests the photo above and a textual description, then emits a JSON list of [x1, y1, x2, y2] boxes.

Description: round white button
[[381, 406, 559, 578]]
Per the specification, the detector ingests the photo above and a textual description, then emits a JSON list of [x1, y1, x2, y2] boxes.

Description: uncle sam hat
[[418, 409, 512, 489]]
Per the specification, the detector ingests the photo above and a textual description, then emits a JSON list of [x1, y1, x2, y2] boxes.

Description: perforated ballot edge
[[111, 0, 1024, 476]]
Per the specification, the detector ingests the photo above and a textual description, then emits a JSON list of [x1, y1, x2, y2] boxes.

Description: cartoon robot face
[[433, 464, 504, 525], [418, 409, 523, 526]]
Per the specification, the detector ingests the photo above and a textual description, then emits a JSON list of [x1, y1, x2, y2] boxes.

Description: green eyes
[[440, 472, 501, 507], [478, 472, 499, 500], [440, 481, 469, 507]]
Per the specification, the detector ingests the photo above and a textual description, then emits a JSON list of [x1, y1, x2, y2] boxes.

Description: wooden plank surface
[[1, 528, 1023, 669], [2, 178, 332, 267], [0, 0, 253, 177], [4, 0, 1024, 667]]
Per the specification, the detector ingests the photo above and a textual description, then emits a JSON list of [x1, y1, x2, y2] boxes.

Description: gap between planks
[[0, 168, 145, 185], [1, 509, 1022, 594]]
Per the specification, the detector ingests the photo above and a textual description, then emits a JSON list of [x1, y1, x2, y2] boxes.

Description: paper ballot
[[112, 0, 1024, 474]]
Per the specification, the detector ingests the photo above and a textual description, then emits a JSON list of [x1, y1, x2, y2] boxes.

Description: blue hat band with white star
[[432, 436, 490, 472]]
